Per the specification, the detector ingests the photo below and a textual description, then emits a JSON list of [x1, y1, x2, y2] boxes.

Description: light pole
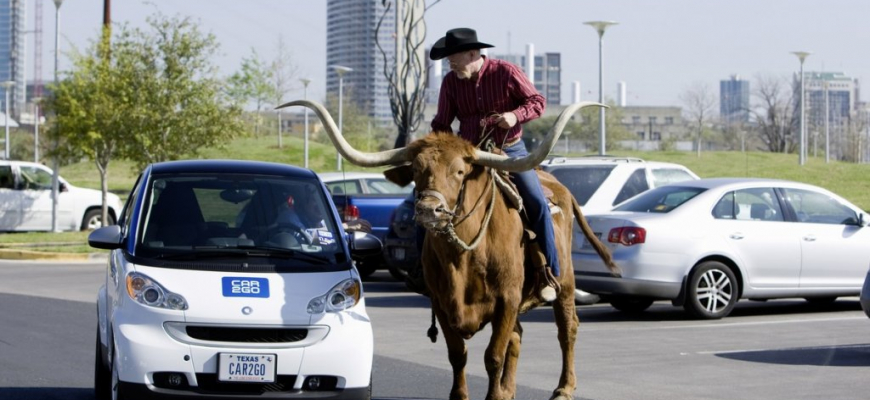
[[791, 51, 810, 166], [824, 80, 830, 164], [33, 97, 42, 162], [52, 0, 65, 232], [300, 78, 311, 169], [584, 20, 618, 156], [1, 81, 13, 160], [332, 65, 352, 171]]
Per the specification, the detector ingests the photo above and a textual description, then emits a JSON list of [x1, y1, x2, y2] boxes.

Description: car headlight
[[126, 272, 188, 310], [307, 278, 361, 314]]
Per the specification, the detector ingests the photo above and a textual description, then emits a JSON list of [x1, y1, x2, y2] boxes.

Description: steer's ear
[[384, 163, 414, 187]]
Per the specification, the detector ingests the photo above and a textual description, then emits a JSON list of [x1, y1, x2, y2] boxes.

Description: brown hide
[[407, 132, 604, 400]]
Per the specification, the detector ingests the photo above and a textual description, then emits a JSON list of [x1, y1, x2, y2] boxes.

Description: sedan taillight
[[344, 205, 360, 221], [608, 227, 646, 246]]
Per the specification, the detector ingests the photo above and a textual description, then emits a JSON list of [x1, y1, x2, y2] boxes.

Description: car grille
[[185, 326, 308, 343]]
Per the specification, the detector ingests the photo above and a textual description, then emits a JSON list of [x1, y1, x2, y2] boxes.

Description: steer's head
[[393, 133, 479, 230], [275, 100, 604, 231]]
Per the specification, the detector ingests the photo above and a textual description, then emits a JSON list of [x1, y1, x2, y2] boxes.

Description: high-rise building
[[796, 71, 861, 160], [326, 0, 424, 126], [720, 75, 750, 124], [497, 47, 561, 106], [0, 0, 25, 118]]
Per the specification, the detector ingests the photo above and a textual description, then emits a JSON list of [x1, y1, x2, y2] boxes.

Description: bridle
[[415, 168, 499, 252]]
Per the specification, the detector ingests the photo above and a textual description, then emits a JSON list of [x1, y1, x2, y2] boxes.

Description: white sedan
[[89, 160, 378, 399], [574, 178, 870, 319]]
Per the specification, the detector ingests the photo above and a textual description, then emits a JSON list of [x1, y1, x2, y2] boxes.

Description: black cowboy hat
[[429, 28, 494, 60]]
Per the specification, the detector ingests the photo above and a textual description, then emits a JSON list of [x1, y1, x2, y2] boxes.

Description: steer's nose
[[415, 197, 444, 220]]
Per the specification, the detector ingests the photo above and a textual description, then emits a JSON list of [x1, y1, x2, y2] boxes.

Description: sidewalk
[[0, 247, 108, 261]]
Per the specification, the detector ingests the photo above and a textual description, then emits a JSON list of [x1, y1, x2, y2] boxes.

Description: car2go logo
[[222, 277, 270, 298]]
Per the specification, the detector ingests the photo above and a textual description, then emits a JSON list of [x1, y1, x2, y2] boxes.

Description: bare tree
[[680, 82, 717, 157], [748, 74, 797, 153], [270, 35, 299, 149], [375, 0, 441, 149]]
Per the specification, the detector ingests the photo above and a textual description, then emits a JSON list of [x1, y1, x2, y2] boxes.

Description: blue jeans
[[415, 140, 561, 276]]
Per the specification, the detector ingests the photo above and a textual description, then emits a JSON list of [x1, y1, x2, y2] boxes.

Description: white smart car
[[89, 160, 379, 399]]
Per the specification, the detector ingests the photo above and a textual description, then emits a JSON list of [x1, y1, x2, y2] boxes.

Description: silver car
[[574, 178, 870, 319]]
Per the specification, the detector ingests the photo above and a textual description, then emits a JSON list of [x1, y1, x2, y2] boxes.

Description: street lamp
[[52, 0, 65, 232], [584, 21, 618, 156], [332, 65, 352, 171], [299, 78, 311, 169], [791, 51, 810, 166], [824, 80, 830, 164], [1, 81, 13, 160], [33, 97, 42, 162]]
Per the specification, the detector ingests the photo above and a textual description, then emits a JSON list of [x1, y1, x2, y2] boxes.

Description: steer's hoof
[[549, 388, 573, 400]]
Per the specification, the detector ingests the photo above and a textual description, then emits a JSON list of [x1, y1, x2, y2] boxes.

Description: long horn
[[473, 101, 607, 172], [276, 99, 411, 167]]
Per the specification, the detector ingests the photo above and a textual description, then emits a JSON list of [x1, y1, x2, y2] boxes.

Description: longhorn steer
[[279, 100, 620, 400]]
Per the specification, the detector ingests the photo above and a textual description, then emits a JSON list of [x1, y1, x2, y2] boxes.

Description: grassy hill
[[57, 134, 870, 211]]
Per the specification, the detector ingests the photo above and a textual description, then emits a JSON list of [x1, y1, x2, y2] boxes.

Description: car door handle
[[729, 233, 744, 240], [803, 235, 817, 242]]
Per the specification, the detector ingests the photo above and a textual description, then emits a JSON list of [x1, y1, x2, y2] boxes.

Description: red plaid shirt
[[431, 57, 545, 146]]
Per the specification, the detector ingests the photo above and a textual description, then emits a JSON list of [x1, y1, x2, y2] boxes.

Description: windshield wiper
[[236, 244, 333, 264], [155, 247, 248, 260]]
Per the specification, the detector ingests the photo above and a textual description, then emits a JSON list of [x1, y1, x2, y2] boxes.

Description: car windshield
[[614, 185, 706, 213], [137, 173, 341, 260], [545, 165, 616, 205]]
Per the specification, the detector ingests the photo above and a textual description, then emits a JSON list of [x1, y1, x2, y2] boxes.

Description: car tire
[[683, 261, 738, 319], [356, 260, 378, 278], [387, 264, 407, 281], [82, 209, 116, 231], [94, 329, 111, 400], [609, 297, 654, 313]]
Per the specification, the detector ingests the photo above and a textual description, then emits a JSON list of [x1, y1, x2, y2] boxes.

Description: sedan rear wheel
[[684, 261, 738, 319]]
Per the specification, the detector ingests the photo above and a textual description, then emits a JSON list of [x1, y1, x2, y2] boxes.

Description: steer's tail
[[572, 197, 622, 277]]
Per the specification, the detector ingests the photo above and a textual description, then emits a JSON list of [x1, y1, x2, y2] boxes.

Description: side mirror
[[348, 231, 382, 258], [88, 225, 123, 250], [859, 213, 866, 227]]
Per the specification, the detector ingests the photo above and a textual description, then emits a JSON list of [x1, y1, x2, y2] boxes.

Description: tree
[[269, 36, 299, 149], [227, 49, 275, 136], [375, 0, 441, 148], [680, 82, 717, 157], [748, 74, 797, 153], [43, 28, 126, 225], [120, 14, 244, 168]]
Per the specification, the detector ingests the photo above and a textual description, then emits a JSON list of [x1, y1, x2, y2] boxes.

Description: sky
[[30, 0, 870, 109]]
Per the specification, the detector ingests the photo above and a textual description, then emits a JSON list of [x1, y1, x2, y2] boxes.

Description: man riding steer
[[279, 94, 619, 400], [404, 28, 560, 298]]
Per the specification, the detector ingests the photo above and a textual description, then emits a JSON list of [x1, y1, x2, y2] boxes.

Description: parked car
[[861, 267, 870, 319], [539, 156, 700, 214], [383, 157, 700, 301], [574, 178, 870, 319], [320, 172, 413, 279], [90, 160, 379, 400], [0, 160, 121, 231]]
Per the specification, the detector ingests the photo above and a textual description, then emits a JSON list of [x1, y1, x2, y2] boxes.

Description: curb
[[0, 248, 108, 261]]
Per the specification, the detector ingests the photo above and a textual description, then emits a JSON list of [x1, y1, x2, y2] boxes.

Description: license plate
[[581, 232, 603, 249], [394, 247, 405, 260], [218, 353, 276, 382]]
